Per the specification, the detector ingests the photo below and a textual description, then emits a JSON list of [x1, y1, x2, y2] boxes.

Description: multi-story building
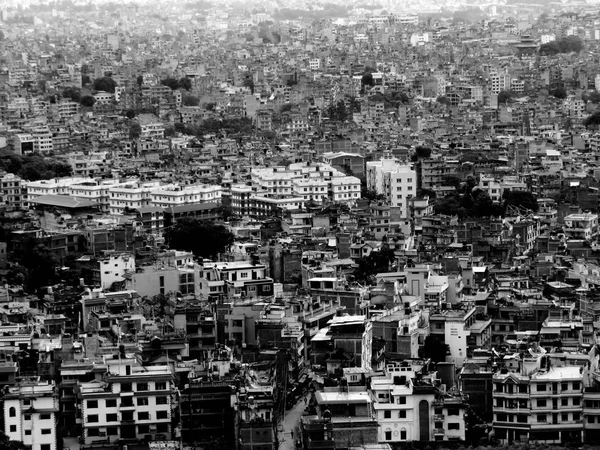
[[371, 364, 467, 443], [236, 386, 276, 450], [78, 355, 175, 446], [150, 184, 222, 208], [200, 260, 274, 300], [25, 177, 94, 204], [493, 354, 585, 444], [0, 173, 25, 209], [3, 379, 59, 450], [108, 181, 162, 214], [367, 159, 417, 217], [564, 213, 599, 242]]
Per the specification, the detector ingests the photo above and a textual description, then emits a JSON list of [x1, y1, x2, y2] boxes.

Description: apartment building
[[3, 379, 59, 450], [79, 355, 175, 446], [108, 181, 162, 214], [371, 364, 466, 443], [200, 260, 274, 300], [0, 173, 25, 209], [150, 183, 222, 208], [563, 213, 599, 242], [367, 159, 416, 217], [492, 354, 584, 444], [26, 177, 94, 203], [31, 126, 53, 153]]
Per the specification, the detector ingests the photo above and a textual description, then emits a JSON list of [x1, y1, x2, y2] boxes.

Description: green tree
[[584, 111, 600, 128], [353, 248, 395, 284], [130, 122, 142, 139], [161, 78, 180, 90], [62, 87, 81, 103], [182, 94, 200, 106], [179, 77, 192, 91], [93, 76, 117, 93], [550, 86, 567, 99], [164, 218, 234, 259], [80, 95, 96, 107], [498, 90, 515, 104], [503, 190, 539, 212], [421, 335, 450, 362]]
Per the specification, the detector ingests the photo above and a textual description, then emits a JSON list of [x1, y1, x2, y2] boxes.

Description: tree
[[130, 123, 142, 139], [164, 218, 234, 259], [80, 95, 96, 107], [421, 335, 450, 362], [242, 74, 254, 94], [136, 75, 144, 87], [437, 95, 450, 105], [550, 86, 567, 99], [503, 190, 539, 212], [179, 77, 192, 91], [414, 146, 432, 159], [81, 74, 91, 85], [361, 72, 374, 89], [498, 90, 515, 104], [182, 94, 200, 106], [125, 109, 136, 119], [353, 248, 395, 284], [161, 78, 180, 90], [584, 111, 600, 128], [93, 76, 116, 93], [62, 87, 81, 103]]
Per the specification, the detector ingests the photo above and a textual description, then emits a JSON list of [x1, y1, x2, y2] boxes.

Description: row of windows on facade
[[86, 395, 169, 408], [494, 381, 581, 393], [87, 423, 170, 437], [86, 410, 169, 422], [495, 412, 582, 423]]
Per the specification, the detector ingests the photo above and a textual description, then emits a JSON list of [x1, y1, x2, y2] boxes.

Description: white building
[[366, 159, 416, 217], [150, 184, 222, 208], [108, 181, 162, 214], [31, 126, 53, 154], [96, 253, 135, 289], [3, 380, 59, 450], [26, 177, 94, 204]]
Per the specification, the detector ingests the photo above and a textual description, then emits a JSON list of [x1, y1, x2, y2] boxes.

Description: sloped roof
[[29, 194, 97, 209]]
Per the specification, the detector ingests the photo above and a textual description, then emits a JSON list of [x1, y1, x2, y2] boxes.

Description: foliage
[[583, 91, 600, 103], [550, 86, 567, 99], [353, 248, 395, 285], [497, 90, 515, 104], [326, 100, 349, 122], [437, 95, 450, 105], [130, 123, 142, 139], [414, 146, 432, 159], [434, 189, 503, 218], [539, 36, 583, 55], [420, 335, 450, 362], [280, 103, 294, 113], [93, 76, 117, 93], [180, 77, 192, 91], [62, 86, 81, 103], [503, 190, 539, 212], [242, 74, 254, 94], [583, 111, 600, 128], [80, 95, 96, 107], [164, 218, 234, 259], [361, 182, 386, 202], [182, 94, 200, 107], [14, 240, 59, 292], [161, 77, 194, 91], [0, 154, 72, 181], [125, 109, 136, 119], [361, 72, 374, 88]]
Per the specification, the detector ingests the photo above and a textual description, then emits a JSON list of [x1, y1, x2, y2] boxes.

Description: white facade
[[150, 184, 222, 207], [31, 126, 53, 154], [97, 253, 136, 289], [367, 159, 416, 217], [108, 181, 162, 214], [3, 381, 59, 450], [26, 177, 94, 203]]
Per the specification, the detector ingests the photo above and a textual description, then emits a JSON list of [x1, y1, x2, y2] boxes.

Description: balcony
[[433, 414, 445, 421], [433, 428, 445, 436]]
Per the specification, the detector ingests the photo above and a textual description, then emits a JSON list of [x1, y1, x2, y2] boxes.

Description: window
[[537, 414, 547, 423], [138, 412, 150, 420], [40, 413, 51, 420], [561, 398, 568, 406], [384, 410, 391, 419], [107, 414, 118, 422], [448, 408, 460, 416], [399, 410, 407, 419], [41, 429, 52, 435], [156, 396, 168, 405], [121, 383, 132, 392], [138, 425, 150, 434], [157, 410, 168, 419], [448, 423, 460, 430], [41, 445, 51, 450], [157, 423, 170, 433], [537, 400, 547, 407], [398, 396, 406, 405], [562, 383, 568, 391], [240, 272, 248, 278], [106, 399, 117, 408], [562, 413, 569, 422], [137, 398, 149, 406], [137, 383, 148, 391], [385, 430, 392, 441], [400, 429, 407, 440], [9, 407, 15, 417], [9, 425, 16, 432], [573, 398, 581, 406], [107, 427, 119, 436], [88, 415, 99, 423], [24, 415, 31, 421], [573, 382, 581, 390], [155, 382, 167, 391], [263, 285, 271, 292], [537, 384, 547, 392], [25, 430, 31, 436], [573, 413, 581, 421]]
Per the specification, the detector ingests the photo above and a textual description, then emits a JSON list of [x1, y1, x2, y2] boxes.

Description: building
[[78, 355, 175, 446], [366, 159, 416, 217], [492, 353, 584, 444], [3, 379, 59, 450], [150, 184, 222, 208], [563, 213, 599, 242]]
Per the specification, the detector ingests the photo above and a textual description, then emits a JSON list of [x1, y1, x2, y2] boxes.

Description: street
[[278, 395, 307, 450]]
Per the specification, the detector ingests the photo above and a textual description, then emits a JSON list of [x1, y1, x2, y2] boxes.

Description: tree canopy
[[353, 248, 396, 285], [93, 76, 117, 93], [164, 218, 234, 259], [0, 154, 72, 181], [80, 95, 96, 107], [539, 36, 583, 55], [584, 111, 600, 128], [420, 336, 450, 362]]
